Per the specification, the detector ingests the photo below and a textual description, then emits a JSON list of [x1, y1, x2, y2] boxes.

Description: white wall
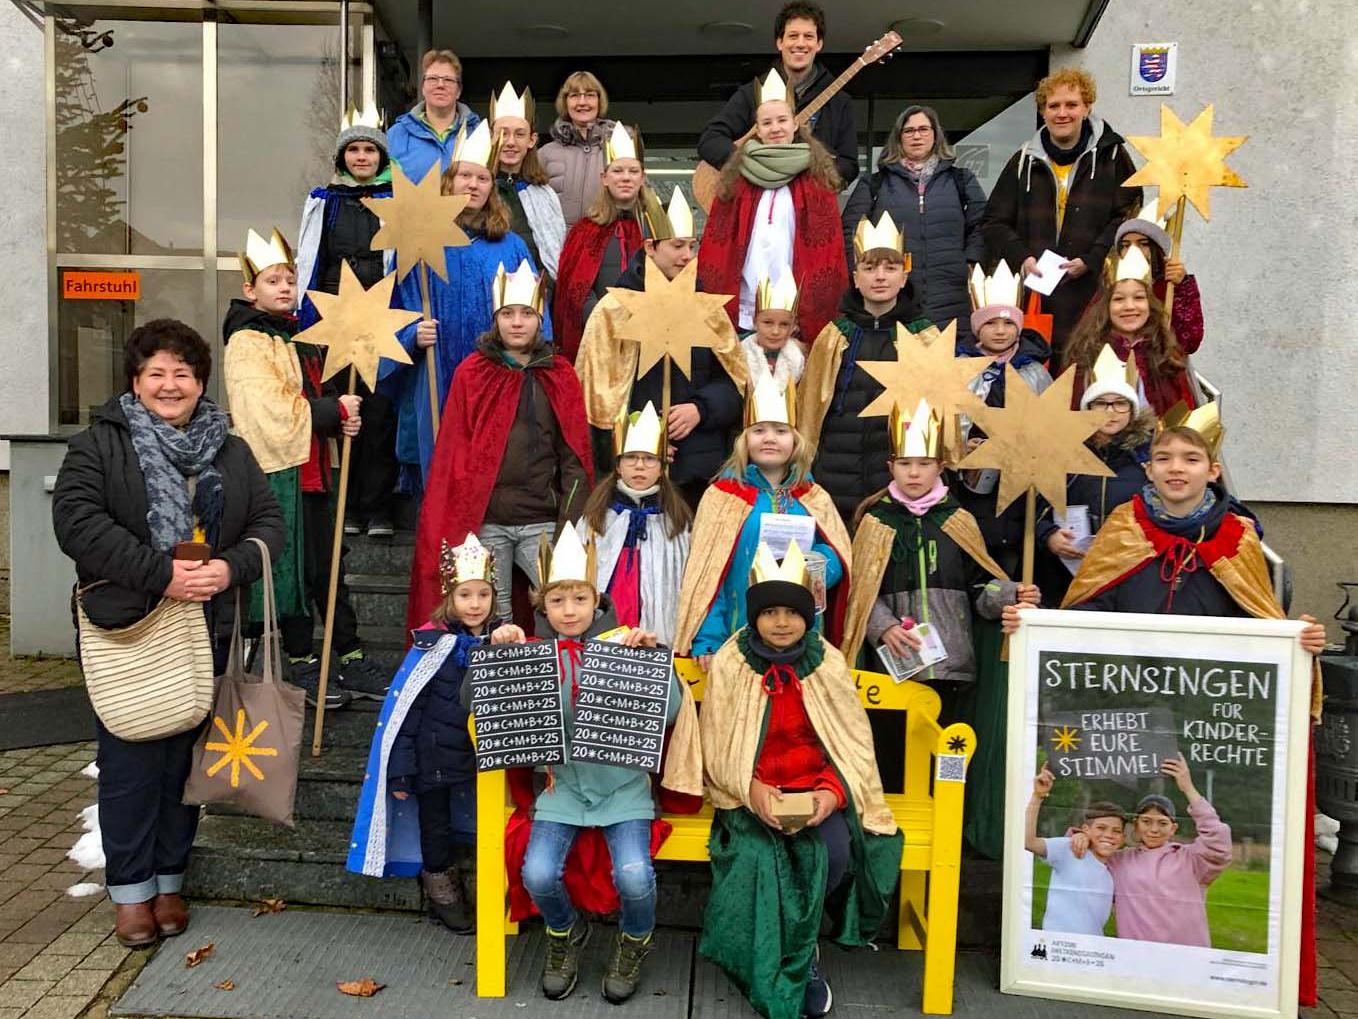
[[0, 4, 50, 454], [1053, 0, 1358, 504]]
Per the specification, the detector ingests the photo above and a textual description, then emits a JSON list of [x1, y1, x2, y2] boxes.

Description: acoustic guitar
[[691, 30, 903, 212]]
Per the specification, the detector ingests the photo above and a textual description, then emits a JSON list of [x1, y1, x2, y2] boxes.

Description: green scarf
[[739, 141, 811, 190]]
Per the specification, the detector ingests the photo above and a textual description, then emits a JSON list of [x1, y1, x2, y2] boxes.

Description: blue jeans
[[521, 819, 655, 937]]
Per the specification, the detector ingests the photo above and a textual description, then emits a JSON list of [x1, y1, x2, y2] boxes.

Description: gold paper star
[[205, 708, 278, 788], [296, 263, 421, 389], [606, 260, 734, 381], [362, 164, 471, 281], [956, 366, 1114, 515], [1124, 104, 1247, 220]]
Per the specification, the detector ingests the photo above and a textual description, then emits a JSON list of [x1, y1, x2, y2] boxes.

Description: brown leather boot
[[152, 893, 190, 937], [114, 901, 158, 948]]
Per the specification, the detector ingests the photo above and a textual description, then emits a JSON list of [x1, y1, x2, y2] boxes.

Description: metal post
[[417, 0, 432, 60], [339, 0, 349, 114]]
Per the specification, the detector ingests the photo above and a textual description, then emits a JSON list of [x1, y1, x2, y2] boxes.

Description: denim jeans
[[477, 521, 556, 621], [521, 819, 655, 936]]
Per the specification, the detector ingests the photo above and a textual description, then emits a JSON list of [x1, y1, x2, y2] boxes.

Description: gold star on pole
[[956, 366, 1114, 516], [1123, 104, 1247, 220], [295, 263, 421, 389], [205, 708, 279, 788], [362, 163, 471, 280], [606, 260, 734, 381]]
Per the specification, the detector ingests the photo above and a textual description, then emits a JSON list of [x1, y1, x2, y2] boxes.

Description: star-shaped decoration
[[607, 260, 733, 381], [1124, 104, 1247, 221], [362, 163, 471, 281], [1051, 726, 1082, 753], [946, 734, 968, 754], [956, 366, 1114, 515], [205, 708, 278, 788], [295, 263, 420, 389], [857, 320, 990, 459]]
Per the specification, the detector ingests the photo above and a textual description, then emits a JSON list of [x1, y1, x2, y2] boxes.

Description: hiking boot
[[289, 657, 351, 710], [421, 869, 472, 934], [803, 943, 833, 1017], [338, 652, 389, 700], [366, 515, 395, 538], [602, 930, 653, 1004], [541, 919, 590, 1000]]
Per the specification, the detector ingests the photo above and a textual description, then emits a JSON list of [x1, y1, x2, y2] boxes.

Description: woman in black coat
[[52, 319, 284, 950], [840, 105, 987, 339]]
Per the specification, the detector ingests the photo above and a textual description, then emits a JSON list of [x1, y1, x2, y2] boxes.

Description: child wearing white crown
[[740, 264, 806, 393]]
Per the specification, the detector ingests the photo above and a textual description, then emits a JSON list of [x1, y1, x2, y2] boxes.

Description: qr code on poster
[[935, 754, 967, 783]]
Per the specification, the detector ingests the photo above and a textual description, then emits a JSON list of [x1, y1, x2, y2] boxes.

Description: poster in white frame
[[1001, 609, 1311, 1019]]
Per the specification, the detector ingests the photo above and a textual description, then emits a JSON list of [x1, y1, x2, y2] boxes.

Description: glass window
[[53, 15, 203, 256]]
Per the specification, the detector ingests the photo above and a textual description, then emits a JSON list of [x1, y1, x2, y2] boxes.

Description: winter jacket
[[588, 250, 743, 486], [389, 622, 493, 794], [52, 396, 284, 636], [386, 101, 481, 189], [859, 493, 1017, 684], [981, 117, 1141, 355], [840, 160, 987, 337], [1036, 408, 1155, 546], [312, 182, 388, 294], [482, 336, 591, 527], [538, 118, 617, 228], [697, 63, 858, 186], [809, 289, 933, 520]]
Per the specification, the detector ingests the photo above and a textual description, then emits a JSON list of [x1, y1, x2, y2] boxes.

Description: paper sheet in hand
[[1053, 504, 1094, 575], [1023, 249, 1068, 297], [757, 513, 816, 559], [876, 623, 948, 683]]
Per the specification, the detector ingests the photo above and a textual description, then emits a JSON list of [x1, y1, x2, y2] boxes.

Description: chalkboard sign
[[1041, 705, 1180, 788], [467, 641, 566, 771], [568, 640, 673, 773]]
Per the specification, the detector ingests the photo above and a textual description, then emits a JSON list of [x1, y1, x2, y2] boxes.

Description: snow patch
[[1317, 812, 1340, 855], [80, 761, 99, 779], [67, 803, 104, 871], [66, 882, 104, 898]]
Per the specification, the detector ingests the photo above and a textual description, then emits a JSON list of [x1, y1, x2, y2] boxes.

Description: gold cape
[[661, 674, 704, 797], [223, 328, 311, 473], [1062, 501, 1322, 720], [672, 482, 852, 655], [841, 499, 1010, 665], [796, 321, 848, 454], [575, 289, 749, 428], [699, 635, 897, 835]]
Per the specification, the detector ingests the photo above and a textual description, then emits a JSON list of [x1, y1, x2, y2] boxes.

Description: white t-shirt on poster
[[1040, 836, 1114, 936]]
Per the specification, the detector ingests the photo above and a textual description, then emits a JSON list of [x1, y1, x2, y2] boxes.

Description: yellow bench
[[474, 662, 975, 1015]]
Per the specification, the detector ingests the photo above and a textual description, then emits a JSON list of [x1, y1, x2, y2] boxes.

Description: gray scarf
[[119, 392, 229, 552]]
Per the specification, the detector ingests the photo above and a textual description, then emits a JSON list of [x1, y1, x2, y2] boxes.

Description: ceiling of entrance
[[371, 0, 1099, 58]]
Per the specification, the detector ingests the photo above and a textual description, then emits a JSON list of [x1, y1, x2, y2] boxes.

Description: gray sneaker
[[289, 657, 351, 710], [337, 652, 389, 700], [602, 931, 653, 1004], [541, 919, 590, 1000]]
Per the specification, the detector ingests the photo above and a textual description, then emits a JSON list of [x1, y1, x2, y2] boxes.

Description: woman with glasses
[[839, 105, 987, 338], [386, 49, 481, 186], [538, 72, 617, 228]]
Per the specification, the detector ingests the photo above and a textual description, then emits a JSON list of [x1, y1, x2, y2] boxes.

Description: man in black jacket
[[696, 1, 858, 186]]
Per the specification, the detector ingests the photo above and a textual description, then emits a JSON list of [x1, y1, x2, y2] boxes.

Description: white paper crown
[[616, 401, 665, 458], [642, 186, 695, 241], [239, 227, 295, 282], [604, 122, 640, 164], [488, 81, 534, 124], [968, 259, 1023, 311], [451, 120, 500, 170], [540, 525, 596, 586], [755, 265, 799, 315], [492, 259, 544, 314], [755, 69, 790, 108], [889, 398, 945, 459], [439, 532, 496, 594], [1081, 343, 1142, 410], [1110, 244, 1154, 285], [744, 371, 797, 429], [340, 102, 383, 131]]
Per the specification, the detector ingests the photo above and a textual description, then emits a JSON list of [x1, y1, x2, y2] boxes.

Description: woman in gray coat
[[841, 105, 987, 339], [537, 71, 617, 228]]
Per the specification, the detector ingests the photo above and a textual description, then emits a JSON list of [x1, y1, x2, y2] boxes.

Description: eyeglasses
[[1089, 399, 1133, 412], [901, 126, 934, 136], [423, 75, 461, 87], [566, 91, 599, 100]]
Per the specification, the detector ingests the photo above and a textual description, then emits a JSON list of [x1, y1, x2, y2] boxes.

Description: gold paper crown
[[340, 102, 384, 131], [613, 402, 665, 458], [492, 259, 545, 313], [1158, 400, 1225, 458], [749, 539, 812, 590], [641, 186, 695, 241], [755, 265, 799, 315], [853, 212, 908, 263], [239, 227, 295, 283], [438, 533, 497, 595], [968, 259, 1022, 311], [888, 399, 945, 459], [488, 81, 534, 125], [755, 69, 792, 109], [451, 120, 501, 171], [744, 372, 798, 429], [1131, 197, 1170, 232], [537, 526, 598, 588], [604, 122, 641, 165], [1090, 343, 1141, 392], [1106, 243, 1154, 287]]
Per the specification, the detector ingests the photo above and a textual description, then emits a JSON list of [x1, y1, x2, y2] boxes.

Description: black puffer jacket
[[810, 289, 931, 520], [52, 396, 284, 635], [840, 160, 987, 337]]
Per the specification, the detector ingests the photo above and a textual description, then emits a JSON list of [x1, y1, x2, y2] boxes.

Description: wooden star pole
[[294, 263, 420, 755]]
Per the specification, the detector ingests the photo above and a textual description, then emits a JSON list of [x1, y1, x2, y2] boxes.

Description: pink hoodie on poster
[[1106, 798, 1233, 947]]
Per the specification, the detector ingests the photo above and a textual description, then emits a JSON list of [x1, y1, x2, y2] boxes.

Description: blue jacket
[[692, 465, 845, 657], [386, 102, 481, 187]]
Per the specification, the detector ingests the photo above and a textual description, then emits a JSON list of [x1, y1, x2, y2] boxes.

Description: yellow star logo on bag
[[205, 708, 279, 788]]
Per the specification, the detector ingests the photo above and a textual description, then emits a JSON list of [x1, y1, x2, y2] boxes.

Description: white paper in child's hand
[[1053, 505, 1094, 575], [1023, 249, 1068, 296]]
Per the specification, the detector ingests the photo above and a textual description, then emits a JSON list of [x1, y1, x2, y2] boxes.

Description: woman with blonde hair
[[538, 71, 617, 227]]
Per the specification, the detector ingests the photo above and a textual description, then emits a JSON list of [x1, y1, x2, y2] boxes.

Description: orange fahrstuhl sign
[[62, 270, 140, 300]]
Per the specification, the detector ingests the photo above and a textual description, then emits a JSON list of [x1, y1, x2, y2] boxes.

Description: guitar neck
[[795, 58, 865, 127]]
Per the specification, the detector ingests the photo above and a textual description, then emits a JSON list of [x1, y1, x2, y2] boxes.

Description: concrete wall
[[1053, 0, 1358, 504]]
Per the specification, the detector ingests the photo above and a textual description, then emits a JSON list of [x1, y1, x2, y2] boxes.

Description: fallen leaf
[[448, 978, 463, 986], [213, 980, 234, 991], [0, 788, 9, 795], [337, 978, 385, 998], [185, 943, 215, 968], [252, 898, 286, 917]]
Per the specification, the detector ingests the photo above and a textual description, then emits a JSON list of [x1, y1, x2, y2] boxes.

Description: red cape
[[406, 349, 595, 633], [698, 174, 849, 344], [552, 216, 643, 363]]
